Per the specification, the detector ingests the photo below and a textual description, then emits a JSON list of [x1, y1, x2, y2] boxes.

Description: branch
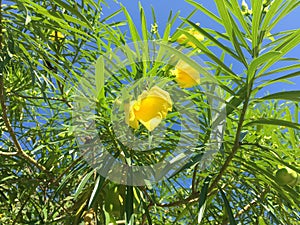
[[0, 0, 2, 51], [208, 89, 250, 194], [11, 92, 72, 107], [0, 150, 18, 156], [221, 188, 269, 225], [0, 77, 48, 173]]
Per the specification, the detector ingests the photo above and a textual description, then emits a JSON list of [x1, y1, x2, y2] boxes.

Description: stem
[[156, 192, 200, 207], [0, 75, 48, 173], [0, 3, 50, 174], [11, 92, 72, 106], [0, 150, 18, 156], [0, 0, 2, 51], [208, 89, 251, 194]]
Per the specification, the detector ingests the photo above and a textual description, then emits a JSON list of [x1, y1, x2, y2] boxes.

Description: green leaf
[[219, 188, 237, 225], [198, 175, 212, 224], [95, 56, 105, 101], [184, 20, 242, 63], [260, 91, 300, 101], [261, 29, 300, 74], [251, 0, 263, 54], [178, 28, 241, 82], [227, 6, 252, 54], [214, 0, 234, 44], [52, 0, 92, 29], [229, 0, 251, 37], [139, 2, 148, 41], [225, 85, 247, 116], [74, 170, 95, 199], [231, 30, 248, 67], [261, 0, 284, 33], [260, 63, 300, 77], [121, 4, 141, 42], [23, 0, 92, 31], [125, 186, 134, 224], [248, 51, 281, 81], [88, 175, 106, 208], [100, 9, 123, 23], [255, 71, 300, 91], [156, 42, 220, 82], [244, 118, 300, 130], [185, 0, 222, 24], [268, 1, 300, 32]]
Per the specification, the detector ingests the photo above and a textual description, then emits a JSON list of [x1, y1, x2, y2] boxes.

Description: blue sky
[[101, 0, 300, 96]]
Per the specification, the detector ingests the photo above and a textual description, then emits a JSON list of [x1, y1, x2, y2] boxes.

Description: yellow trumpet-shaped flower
[[171, 60, 200, 88], [125, 86, 172, 131], [49, 31, 65, 42], [177, 28, 204, 48]]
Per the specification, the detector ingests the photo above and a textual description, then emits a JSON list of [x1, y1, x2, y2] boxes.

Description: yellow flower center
[[125, 86, 172, 131], [134, 96, 170, 121]]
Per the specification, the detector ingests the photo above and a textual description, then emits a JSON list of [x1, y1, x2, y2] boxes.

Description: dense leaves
[[0, 0, 299, 224]]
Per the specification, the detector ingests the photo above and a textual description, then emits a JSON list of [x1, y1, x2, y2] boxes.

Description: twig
[[0, 0, 2, 51], [0, 76, 48, 173], [156, 192, 200, 207], [11, 92, 72, 106], [207, 90, 250, 194], [0, 150, 18, 156], [221, 188, 269, 225]]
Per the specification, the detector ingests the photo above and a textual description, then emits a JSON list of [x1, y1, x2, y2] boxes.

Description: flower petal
[[176, 28, 204, 48], [131, 86, 172, 131], [177, 34, 188, 45], [125, 101, 139, 129], [139, 116, 162, 132], [172, 60, 200, 88]]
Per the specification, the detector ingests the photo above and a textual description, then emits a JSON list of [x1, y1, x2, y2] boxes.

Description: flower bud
[[275, 167, 299, 186], [241, 0, 249, 12]]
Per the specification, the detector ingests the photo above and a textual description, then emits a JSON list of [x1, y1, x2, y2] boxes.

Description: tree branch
[[0, 0, 2, 51], [10, 92, 72, 107], [0, 77, 48, 173], [208, 89, 250, 194], [0, 150, 18, 156]]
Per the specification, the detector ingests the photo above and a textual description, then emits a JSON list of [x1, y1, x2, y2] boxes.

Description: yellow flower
[[241, 0, 252, 16], [125, 86, 172, 131], [49, 31, 65, 42], [176, 28, 204, 48], [171, 60, 200, 88]]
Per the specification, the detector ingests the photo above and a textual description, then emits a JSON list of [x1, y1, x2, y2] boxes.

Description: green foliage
[[0, 0, 299, 224]]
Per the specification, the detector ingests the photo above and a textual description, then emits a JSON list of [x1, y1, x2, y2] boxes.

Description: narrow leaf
[[219, 188, 237, 225], [244, 118, 300, 130], [125, 186, 134, 224], [260, 91, 300, 101], [88, 175, 106, 208], [185, 0, 222, 24], [248, 51, 281, 81], [74, 170, 95, 199], [198, 175, 212, 224]]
